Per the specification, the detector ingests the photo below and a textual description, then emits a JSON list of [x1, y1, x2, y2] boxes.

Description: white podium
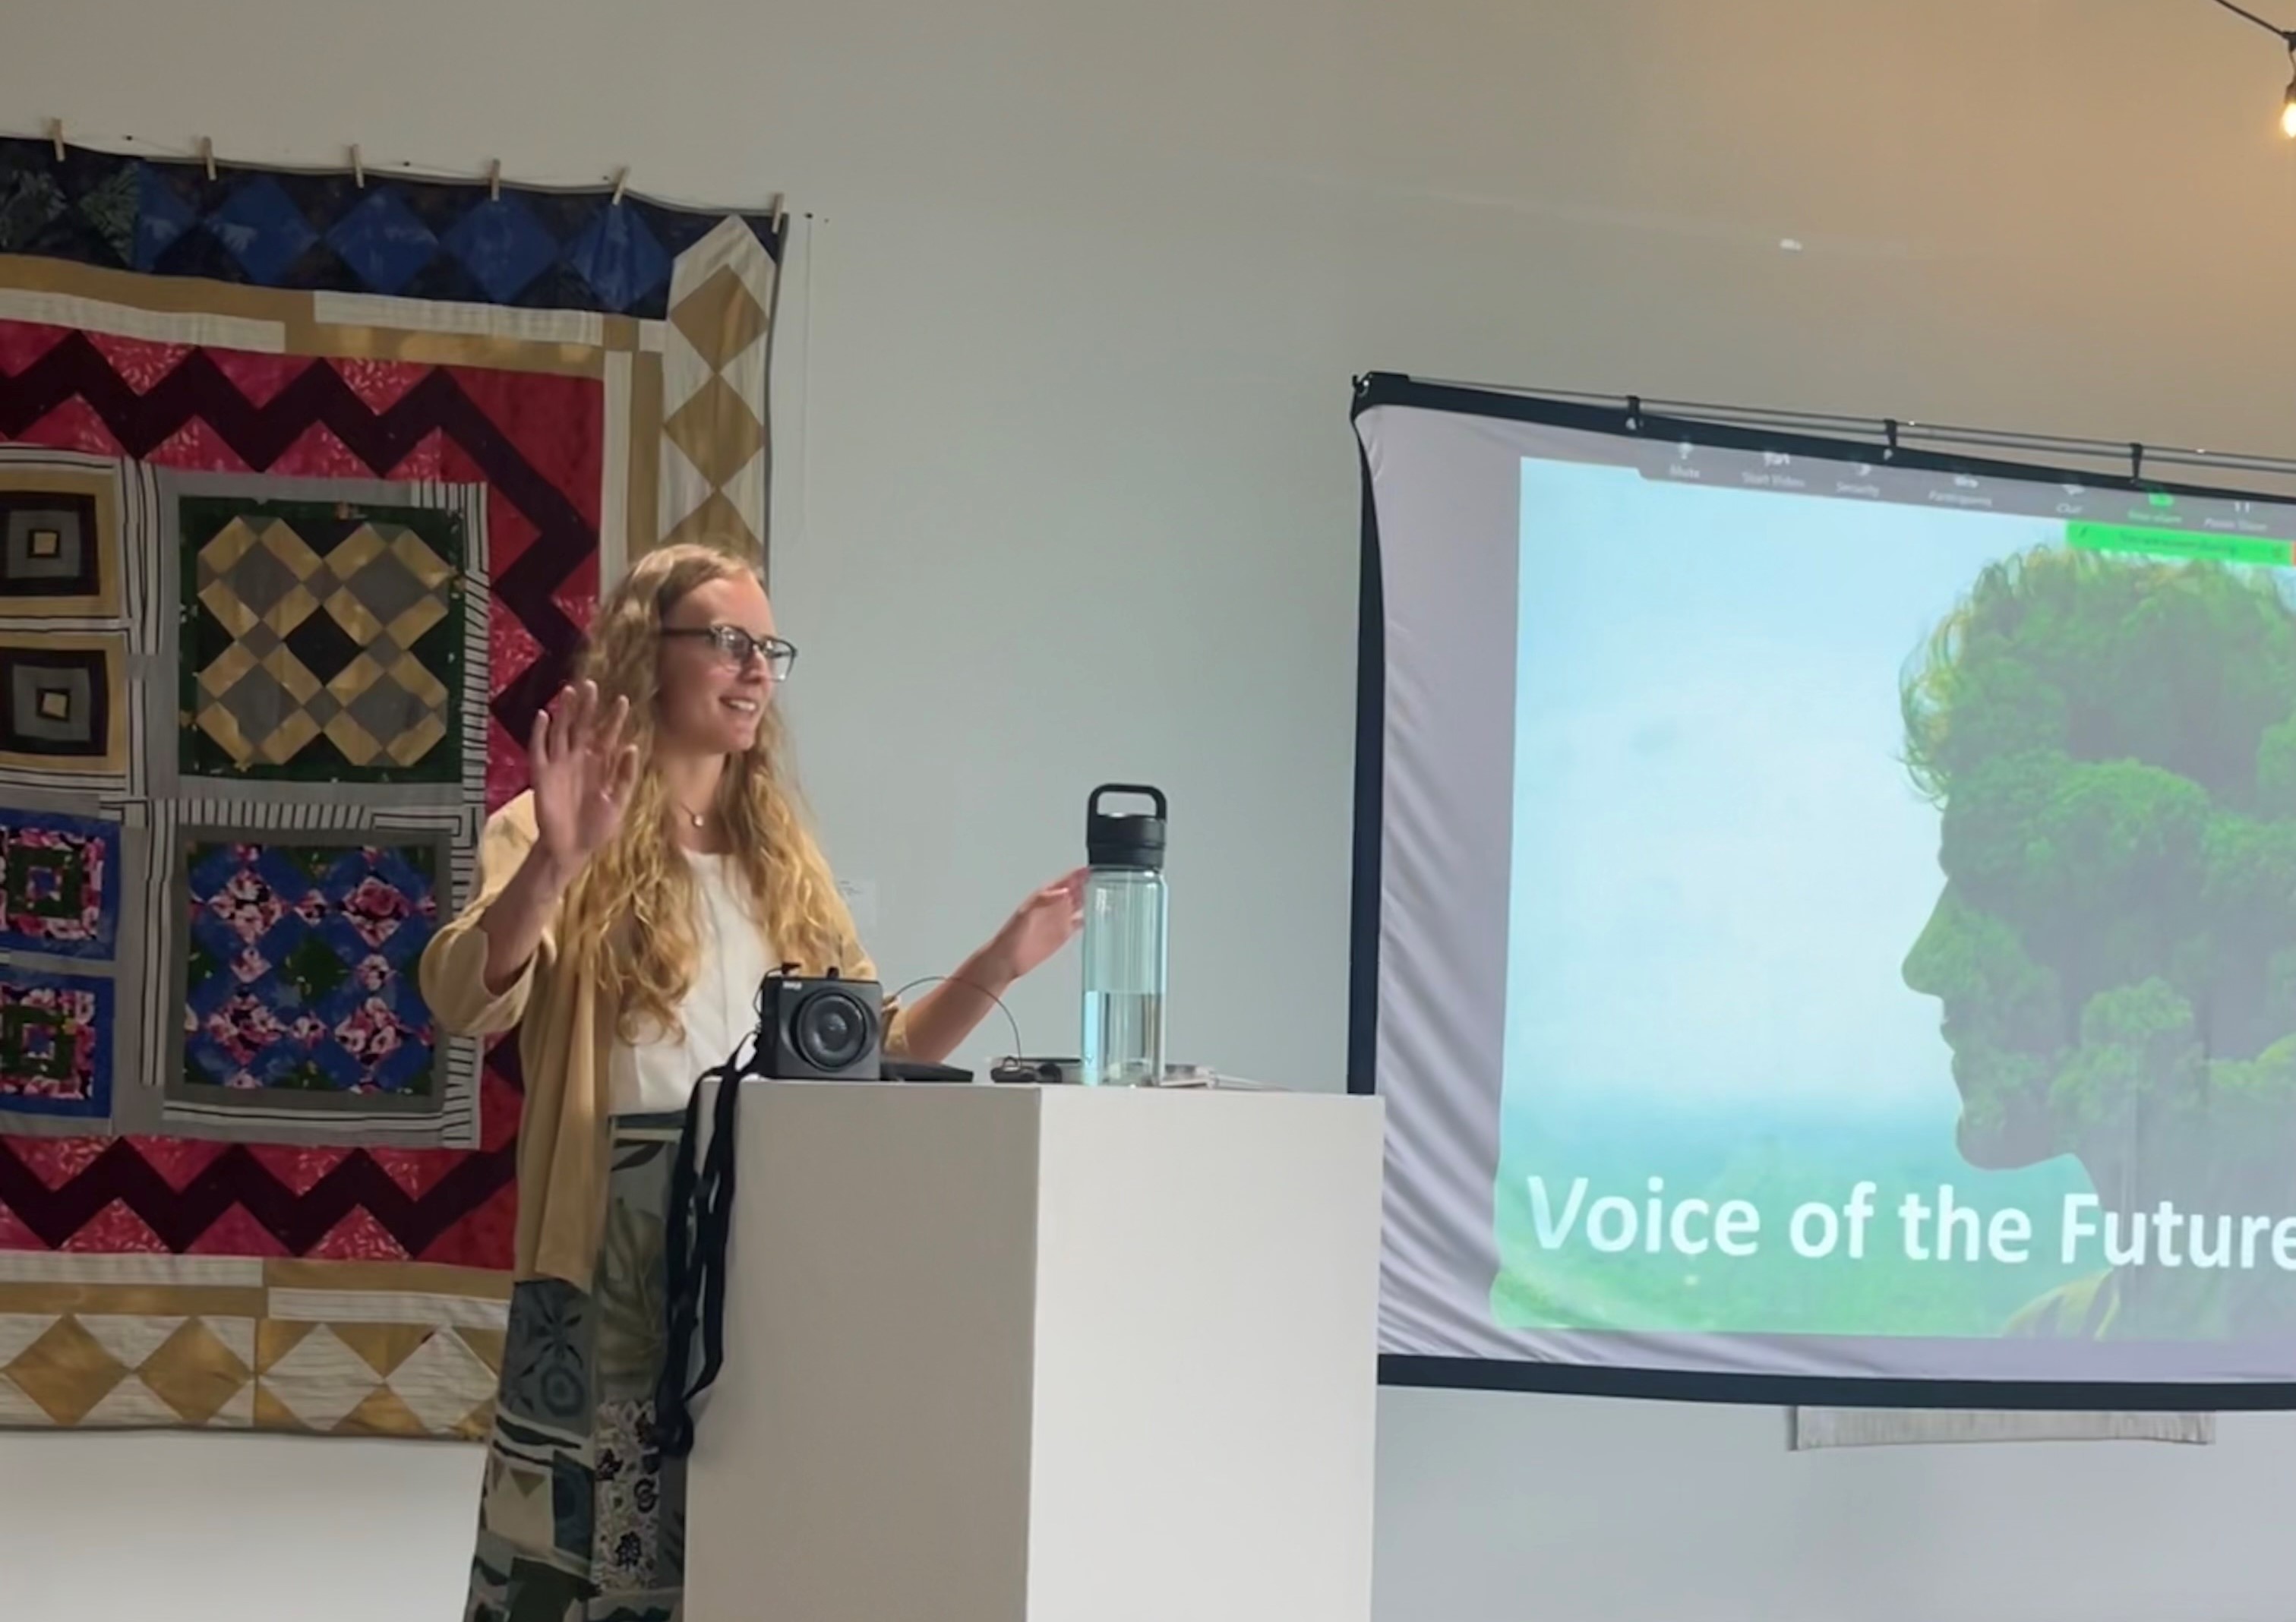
[[682, 1081, 1385, 1622]]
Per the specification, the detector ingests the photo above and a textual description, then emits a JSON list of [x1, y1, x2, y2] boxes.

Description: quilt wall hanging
[[0, 134, 783, 1439]]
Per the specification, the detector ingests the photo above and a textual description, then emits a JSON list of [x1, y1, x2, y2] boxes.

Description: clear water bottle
[[1079, 784, 1169, 1088]]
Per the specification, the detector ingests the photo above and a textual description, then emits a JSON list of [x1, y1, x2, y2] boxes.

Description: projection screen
[[1351, 374, 2296, 1406]]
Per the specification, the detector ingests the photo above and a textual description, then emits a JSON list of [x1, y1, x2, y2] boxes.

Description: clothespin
[[49, 119, 64, 162], [488, 159, 501, 201], [351, 144, 365, 188], [201, 137, 216, 181], [611, 166, 630, 206]]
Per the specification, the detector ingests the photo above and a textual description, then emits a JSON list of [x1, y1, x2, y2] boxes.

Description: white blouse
[[605, 852, 775, 1116]]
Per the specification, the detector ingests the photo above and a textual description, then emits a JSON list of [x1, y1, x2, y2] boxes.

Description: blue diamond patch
[[563, 206, 670, 313], [439, 197, 559, 305], [204, 176, 319, 284], [133, 163, 201, 270], [325, 189, 439, 297]]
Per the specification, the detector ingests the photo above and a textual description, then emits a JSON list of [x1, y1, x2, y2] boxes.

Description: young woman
[[419, 543, 1083, 1622]]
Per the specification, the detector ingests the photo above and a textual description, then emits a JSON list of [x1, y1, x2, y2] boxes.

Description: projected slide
[[1353, 377, 2296, 1399]]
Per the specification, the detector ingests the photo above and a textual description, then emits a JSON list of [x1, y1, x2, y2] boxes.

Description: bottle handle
[[1088, 783, 1167, 819]]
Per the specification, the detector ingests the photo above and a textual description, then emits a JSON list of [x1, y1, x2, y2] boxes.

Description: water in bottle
[[1079, 784, 1169, 1088]]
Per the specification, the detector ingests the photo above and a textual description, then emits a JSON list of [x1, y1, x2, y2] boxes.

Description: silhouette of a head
[[1901, 546, 2296, 1210]]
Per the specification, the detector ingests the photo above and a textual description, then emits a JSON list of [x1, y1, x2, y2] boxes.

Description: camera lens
[[794, 988, 870, 1070]]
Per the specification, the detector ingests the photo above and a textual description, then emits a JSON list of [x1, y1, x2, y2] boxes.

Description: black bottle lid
[[1086, 784, 1167, 870]]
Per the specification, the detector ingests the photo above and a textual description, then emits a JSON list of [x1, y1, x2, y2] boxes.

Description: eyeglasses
[[661, 626, 798, 679]]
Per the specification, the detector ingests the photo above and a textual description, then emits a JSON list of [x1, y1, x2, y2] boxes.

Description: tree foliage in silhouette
[[1901, 546, 2296, 1334]]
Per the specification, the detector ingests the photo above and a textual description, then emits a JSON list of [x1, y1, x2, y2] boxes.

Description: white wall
[[0, 1431, 482, 1618], [9, 0, 2296, 1617]]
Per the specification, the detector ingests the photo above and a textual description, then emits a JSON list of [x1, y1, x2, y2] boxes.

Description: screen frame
[[1350, 371, 2296, 1411]]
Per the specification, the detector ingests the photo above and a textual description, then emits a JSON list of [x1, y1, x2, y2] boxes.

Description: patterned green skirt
[[466, 1114, 688, 1622]]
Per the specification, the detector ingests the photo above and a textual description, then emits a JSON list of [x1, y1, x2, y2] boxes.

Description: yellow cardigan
[[418, 792, 905, 1289]]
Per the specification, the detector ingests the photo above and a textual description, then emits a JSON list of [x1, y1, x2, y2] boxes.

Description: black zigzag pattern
[[0, 1137, 515, 1256], [0, 328, 591, 749]]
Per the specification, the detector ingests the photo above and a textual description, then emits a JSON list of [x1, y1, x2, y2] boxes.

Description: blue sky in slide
[[1502, 460, 2058, 1120]]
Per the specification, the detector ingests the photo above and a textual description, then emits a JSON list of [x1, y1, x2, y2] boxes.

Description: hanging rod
[[1396, 376, 2296, 484]]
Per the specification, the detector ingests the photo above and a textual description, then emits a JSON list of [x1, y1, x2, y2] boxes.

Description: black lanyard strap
[[653, 1033, 758, 1459]]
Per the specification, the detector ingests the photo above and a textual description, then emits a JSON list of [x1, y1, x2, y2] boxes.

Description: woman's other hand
[[984, 868, 1088, 982]]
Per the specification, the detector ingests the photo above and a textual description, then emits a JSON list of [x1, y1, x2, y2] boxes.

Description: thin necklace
[[674, 768, 721, 832]]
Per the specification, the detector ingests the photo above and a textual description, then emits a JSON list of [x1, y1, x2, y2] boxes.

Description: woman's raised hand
[[530, 680, 640, 870]]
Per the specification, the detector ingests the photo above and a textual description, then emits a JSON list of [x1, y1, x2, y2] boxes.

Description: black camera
[[757, 967, 883, 1081]]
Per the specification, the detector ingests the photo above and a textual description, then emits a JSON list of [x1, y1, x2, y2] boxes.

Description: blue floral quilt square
[[178, 837, 443, 1098]]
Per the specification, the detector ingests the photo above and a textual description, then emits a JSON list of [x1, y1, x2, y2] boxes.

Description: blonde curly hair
[[556, 543, 863, 1043]]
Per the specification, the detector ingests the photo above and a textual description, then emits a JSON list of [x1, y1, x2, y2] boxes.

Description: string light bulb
[[2206, 0, 2296, 134]]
